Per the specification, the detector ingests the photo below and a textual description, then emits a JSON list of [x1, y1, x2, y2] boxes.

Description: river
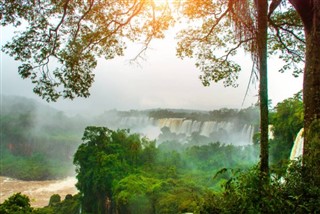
[[0, 176, 78, 208]]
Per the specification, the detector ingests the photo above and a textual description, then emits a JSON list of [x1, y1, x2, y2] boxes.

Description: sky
[[1, 26, 303, 116]]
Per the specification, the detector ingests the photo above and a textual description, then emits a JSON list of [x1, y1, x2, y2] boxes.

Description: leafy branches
[[176, 0, 305, 88], [1, 0, 306, 102], [176, 0, 258, 88], [268, 7, 305, 77], [1, 0, 174, 101]]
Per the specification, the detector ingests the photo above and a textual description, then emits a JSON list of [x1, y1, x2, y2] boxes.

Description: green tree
[[270, 91, 303, 163], [1, 0, 174, 101], [74, 127, 124, 213], [155, 178, 203, 214], [34, 193, 81, 214], [73, 126, 153, 213], [0, 193, 33, 214], [48, 194, 61, 207], [114, 174, 163, 214]]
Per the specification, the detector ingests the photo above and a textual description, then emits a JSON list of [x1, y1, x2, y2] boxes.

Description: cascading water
[[290, 128, 304, 160], [178, 120, 193, 134], [157, 118, 185, 133], [116, 116, 255, 146], [119, 116, 154, 128], [241, 124, 255, 145]]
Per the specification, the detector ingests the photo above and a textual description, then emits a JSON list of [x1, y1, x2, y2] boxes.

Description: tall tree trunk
[[303, 3, 320, 185], [289, 0, 320, 184], [257, 0, 269, 178], [303, 7, 320, 132]]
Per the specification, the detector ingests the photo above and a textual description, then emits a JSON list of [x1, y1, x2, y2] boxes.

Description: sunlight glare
[[153, 0, 179, 6]]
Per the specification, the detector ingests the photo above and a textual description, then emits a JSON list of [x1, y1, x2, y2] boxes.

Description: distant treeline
[[110, 106, 260, 124], [148, 107, 259, 124]]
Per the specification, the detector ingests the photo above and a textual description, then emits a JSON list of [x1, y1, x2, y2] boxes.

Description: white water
[[116, 116, 255, 145], [0, 176, 78, 207], [158, 118, 254, 145], [290, 128, 304, 160]]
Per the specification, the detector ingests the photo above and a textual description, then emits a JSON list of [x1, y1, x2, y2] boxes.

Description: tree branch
[[49, 0, 71, 56], [73, 0, 95, 41], [220, 37, 254, 63], [202, 8, 230, 42], [270, 21, 304, 62], [269, 18, 305, 44]]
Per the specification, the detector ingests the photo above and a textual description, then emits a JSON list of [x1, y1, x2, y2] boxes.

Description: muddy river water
[[0, 176, 78, 208]]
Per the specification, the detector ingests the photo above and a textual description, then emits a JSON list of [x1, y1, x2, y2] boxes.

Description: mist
[[0, 95, 260, 179], [1, 93, 302, 212]]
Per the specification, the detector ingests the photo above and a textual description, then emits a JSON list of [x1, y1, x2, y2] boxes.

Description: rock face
[[0, 176, 78, 208]]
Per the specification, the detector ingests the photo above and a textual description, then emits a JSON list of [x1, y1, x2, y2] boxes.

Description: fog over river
[[0, 176, 78, 207]]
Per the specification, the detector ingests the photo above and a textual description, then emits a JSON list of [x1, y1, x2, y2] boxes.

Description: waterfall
[[119, 116, 154, 128], [290, 128, 304, 160], [200, 121, 217, 137], [114, 116, 255, 145], [268, 125, 274, 139], [157, 118, 185, 133], [156, 119, 253, 145], [191, 121, 202, 133], [178, 120, 193, 134], [241, 124, 254, 145]]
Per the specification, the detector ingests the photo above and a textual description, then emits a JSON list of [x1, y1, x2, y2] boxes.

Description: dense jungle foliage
[[1, 93, 313, 213], [0, 96, 258, 180], [2, 160, 320, 214]]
